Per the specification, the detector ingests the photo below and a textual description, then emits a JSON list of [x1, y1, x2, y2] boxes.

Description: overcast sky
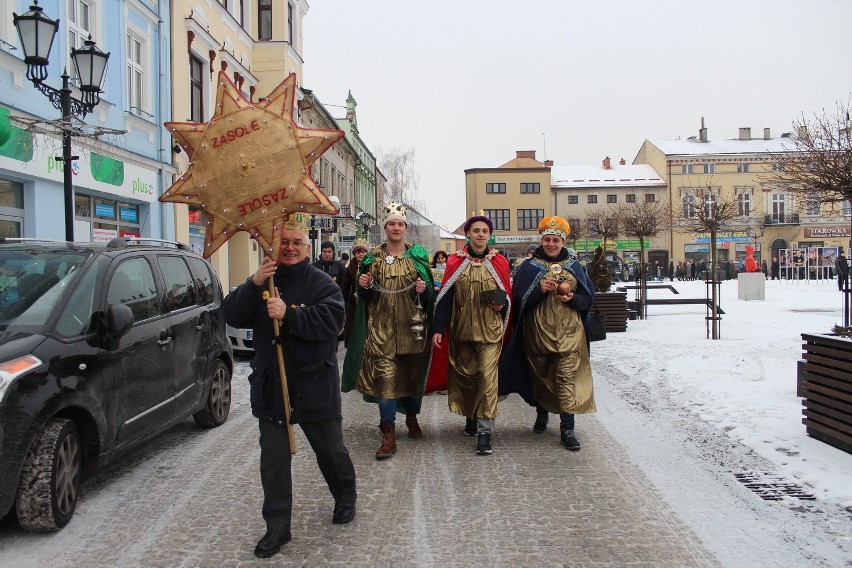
[[303, 0, 852, 229]]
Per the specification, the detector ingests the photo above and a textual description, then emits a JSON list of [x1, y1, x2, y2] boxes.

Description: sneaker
[[533, 410, 549, 433], [464, 418, 477, 437], [476, 432, 493, 455], [560, 426, 580, 451]]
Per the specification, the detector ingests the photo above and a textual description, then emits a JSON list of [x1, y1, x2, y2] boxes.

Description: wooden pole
[[265, 278, 296, 454]]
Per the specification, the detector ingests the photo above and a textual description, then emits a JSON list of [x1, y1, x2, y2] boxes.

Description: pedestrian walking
[[836, 250, 850, 291], [341, 238, 369, 347], [312, 241, 346, 290], [498, 216, 596, 451], [224, 213, 357, 559], [430, 214, 511, 455], [341, 202, 435, 459], [771, 256, 780, 280], [669, 260, 674, 282]]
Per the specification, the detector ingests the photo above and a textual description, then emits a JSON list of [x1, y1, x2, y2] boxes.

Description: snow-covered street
[[0, 277, 850, 567]]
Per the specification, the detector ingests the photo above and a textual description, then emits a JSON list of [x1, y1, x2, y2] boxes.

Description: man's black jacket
[[224, 259, 345, 424], [312, 258, 346, 289]]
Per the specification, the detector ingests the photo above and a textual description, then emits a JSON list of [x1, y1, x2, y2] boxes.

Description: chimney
[[739, 127, 751, 141], [619, 158, 626, 165], [699, 116, 708, 142], [516, 150, 536, 159], [602, 156, 611, 169], [544, 160, 553, 167], [763, 128, 771, 140]]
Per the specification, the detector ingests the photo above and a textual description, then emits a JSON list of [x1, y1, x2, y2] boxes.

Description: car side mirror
[[105, 304, 134, 339]]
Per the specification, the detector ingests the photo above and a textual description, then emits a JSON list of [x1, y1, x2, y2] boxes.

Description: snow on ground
[[593, 276, 852, 508]]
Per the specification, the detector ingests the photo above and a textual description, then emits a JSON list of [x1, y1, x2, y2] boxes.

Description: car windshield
[[0, 248, 91, 333]]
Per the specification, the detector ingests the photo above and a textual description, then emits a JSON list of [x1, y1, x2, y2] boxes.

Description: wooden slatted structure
[[797, 333, 852, 454], [591, 292, 627, 332]]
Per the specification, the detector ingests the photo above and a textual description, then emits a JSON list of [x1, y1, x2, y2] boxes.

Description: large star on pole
[[160, 71, 343, 259]]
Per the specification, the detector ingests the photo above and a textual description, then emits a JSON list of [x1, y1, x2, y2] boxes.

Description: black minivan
[[0, 238, 233, 531]]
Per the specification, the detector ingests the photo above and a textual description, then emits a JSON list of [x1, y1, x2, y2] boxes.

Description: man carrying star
[[341, 202, 435, 459]]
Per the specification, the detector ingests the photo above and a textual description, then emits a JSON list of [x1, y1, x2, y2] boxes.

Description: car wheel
[[16, 418, 82, 532], [193, 360, 231, 428]]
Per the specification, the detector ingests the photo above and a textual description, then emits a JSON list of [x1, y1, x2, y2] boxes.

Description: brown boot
[[376, 422, 397, 459], [405, 412, 422, 439]]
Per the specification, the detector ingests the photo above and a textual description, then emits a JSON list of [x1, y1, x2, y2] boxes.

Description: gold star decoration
[[160, 71, 343, 259]]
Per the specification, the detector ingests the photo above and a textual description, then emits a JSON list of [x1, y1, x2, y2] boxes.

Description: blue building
[[0, 0, 174, 241]]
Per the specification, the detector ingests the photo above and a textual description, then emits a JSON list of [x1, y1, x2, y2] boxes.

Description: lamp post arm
[[33, 71, 96, 118]]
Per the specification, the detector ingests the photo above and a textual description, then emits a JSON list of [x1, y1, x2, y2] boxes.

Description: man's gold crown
[[282, 212, 311, 234]]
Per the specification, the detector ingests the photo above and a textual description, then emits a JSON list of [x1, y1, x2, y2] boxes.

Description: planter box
[[797, 333, 852, 454], [591, 291, 628, 332]]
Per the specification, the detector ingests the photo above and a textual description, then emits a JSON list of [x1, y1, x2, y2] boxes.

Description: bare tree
[[613, 198, 672, 319], [670, 181, 745, 339], [377, 146, 420, 206], [581, 206, 621, 292], [769, 100, 852, 245]]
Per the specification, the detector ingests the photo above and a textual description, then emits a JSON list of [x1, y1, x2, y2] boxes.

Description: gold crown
[[281, 212, 311, 234], [383, 201, 407, 225], [352, 237, 369, 251]]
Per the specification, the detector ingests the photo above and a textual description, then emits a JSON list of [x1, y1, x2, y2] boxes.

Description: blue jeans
[[378, 396, 420, 424]]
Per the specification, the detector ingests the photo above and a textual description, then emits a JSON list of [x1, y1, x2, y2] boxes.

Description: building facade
[[552, 158, 668, 266], [465, 150, 552, 260], [634, 123, 846, 266], [0, 0, 173, 244]]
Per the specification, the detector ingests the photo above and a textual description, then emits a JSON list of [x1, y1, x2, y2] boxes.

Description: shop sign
[[685, 244, 710, 253], [93, 228, 118, 242], [805, 227, 851, 238], [693, 231, 751, 243], [492, 235, 539, 244], [119, 207, 138, 222], [574, 238, 648, 250]]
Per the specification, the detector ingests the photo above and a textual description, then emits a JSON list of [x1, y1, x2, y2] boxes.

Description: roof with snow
[[440, 227, 465, 239], [645, 136, 797, 157], [551, 164, 666, 189]]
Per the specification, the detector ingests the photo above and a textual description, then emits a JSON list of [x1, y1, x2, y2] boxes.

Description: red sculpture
[[744, 244, 760, 272]]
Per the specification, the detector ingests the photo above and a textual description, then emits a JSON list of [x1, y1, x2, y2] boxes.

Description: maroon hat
[[463, 214, 493, 234]]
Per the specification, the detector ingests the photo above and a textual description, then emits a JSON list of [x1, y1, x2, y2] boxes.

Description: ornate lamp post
[[13, 1, 109, 242]]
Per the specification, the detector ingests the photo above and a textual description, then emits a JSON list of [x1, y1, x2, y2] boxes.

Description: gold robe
[[446, 262, 503, 419], [522, 272, 596, 415], [356, 246, 430, 399]]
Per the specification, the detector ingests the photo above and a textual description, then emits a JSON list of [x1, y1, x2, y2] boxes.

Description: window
[[842, 200, 851, 216], [645, 194, 655, 202], [68, 0, 93, 51], [107, 258, 161, 322], [587, 195, 597, 204], [484, 209, 509, 231], [485, 183, 506, 194], [704, 194, 718, 218], [517, 209, 544, 230], [239, 0, 246, 27], [190, 55, 204, 122], [805, 192, 820, 216], [607, 194, 617, 204], [568, 218, 581, 233], [588, 219, 599, 233], [772, 162, 784, 172], [704, 163, 715, 174], [287, 2, 294, 43], [187, 257, 216, 305], [682, 195, 696, 219], [126, 30, 146, 116], [258, 0, 272, 40], [681, 164, 693, 174], [158, 256, 197, 312], [772, 193, 786, 222], [737, 163, 750, 173], [737, 191, 752, 217], [568, 195, 578, 204], [520, 183, 540, 194]]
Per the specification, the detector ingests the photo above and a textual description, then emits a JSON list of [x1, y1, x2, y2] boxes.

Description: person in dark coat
[[771, 256, 780, 280], [836, 250, 850, 291], [313, 241, 346, 289], [225, 214, 356, 559]]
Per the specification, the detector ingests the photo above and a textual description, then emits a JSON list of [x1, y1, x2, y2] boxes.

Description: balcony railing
[[764, 212, 800, 225]]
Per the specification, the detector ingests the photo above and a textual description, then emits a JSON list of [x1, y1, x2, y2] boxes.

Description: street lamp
[[13, 1, 110, 242]]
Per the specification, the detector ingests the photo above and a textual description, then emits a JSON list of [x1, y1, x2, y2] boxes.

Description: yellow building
[[634, 123, 849, 266], [170, 0, 309, 290], [464, 150, 552, 260]]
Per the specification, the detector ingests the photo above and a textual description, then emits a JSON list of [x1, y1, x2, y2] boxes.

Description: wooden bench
[[637, 297, 725, 314], [616, 284, 680, 294], [591, 292, 628, 332]]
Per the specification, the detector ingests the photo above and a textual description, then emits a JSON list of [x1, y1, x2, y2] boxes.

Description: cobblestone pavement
[[0, 352, 847, 567]]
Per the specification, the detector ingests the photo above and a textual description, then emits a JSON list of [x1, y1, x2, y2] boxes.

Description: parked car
[[0, 237, 233, 532], [226, 288, 254, 354]]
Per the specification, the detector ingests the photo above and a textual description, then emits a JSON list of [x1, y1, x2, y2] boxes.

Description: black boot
[[533, 409, 548, 433], [464, 418, 477, 437], [476, 432, 492, 455], [560, 424, 580, 451], [254, 530, 292, 558]]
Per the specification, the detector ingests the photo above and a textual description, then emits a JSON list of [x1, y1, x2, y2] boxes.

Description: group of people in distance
[[225, 203, 597, 558]]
